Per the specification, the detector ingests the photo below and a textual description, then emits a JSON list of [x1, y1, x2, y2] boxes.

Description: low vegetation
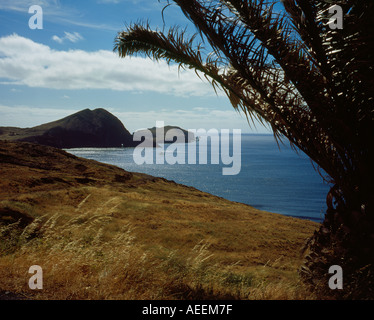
[[0, 141, 319, 300]]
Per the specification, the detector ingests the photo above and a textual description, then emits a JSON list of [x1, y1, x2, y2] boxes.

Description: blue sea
[[66, 134, 330, 223]]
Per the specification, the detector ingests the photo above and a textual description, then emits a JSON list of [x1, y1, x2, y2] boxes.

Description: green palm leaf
[[115, 0, 374, 299]]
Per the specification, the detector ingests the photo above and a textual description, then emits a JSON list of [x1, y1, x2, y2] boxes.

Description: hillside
[[0, 140, 319, 300], [0, 108, 137, 148]]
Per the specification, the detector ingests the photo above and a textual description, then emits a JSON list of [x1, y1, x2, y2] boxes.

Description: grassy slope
[[0, 140, 319, 300]]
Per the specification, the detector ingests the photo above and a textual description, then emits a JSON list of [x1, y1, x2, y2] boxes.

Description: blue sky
[[0, 0, 272, 133]]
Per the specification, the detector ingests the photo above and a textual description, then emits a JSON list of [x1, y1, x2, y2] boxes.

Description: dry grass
[[0, 213, 316, 300], [0, 141, 319, 300]]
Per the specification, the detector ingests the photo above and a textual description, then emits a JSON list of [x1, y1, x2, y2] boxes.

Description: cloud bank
[[0, 34, 217, 97]]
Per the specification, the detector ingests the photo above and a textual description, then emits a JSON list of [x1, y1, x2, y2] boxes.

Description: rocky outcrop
[[0, 108, 137, 148], [134, 125, 195, 147]]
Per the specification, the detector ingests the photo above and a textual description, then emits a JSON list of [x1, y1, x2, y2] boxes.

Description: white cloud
[[52, 35, 63, 44], [0, 34, 217, 97], [52, 32, 84, 44], [64, 32, 83, 43]]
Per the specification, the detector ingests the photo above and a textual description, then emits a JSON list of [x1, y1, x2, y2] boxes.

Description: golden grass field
[[0, 140, 320, 300]]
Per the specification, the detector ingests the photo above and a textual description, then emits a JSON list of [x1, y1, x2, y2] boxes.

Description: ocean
[[66, 134, 330, 223]]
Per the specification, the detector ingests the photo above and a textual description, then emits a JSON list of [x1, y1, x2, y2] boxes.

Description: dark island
[[134, 125, 195, 147], [0, 108, 137, 148]]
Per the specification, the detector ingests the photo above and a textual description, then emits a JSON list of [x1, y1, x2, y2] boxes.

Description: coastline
[[0, 140, 319, 299], [65, 136, 327, 224]]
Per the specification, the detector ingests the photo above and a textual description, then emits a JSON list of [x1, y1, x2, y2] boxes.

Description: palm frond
[[114, 0, 374, 299], [115, 22, 272, 127], [114, 0, 374, 198]]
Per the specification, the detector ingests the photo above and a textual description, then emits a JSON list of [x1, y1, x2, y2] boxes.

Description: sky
[[0, 0, 272, 134]]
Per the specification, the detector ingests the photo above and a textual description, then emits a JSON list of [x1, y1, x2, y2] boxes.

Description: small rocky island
[[134, 125, 195, 147]]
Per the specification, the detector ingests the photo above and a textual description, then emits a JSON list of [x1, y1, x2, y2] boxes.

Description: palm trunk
[[300, 185, 374, 299]]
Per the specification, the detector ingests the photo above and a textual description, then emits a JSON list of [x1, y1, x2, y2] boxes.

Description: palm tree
[[114, 0, 374, 299]]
